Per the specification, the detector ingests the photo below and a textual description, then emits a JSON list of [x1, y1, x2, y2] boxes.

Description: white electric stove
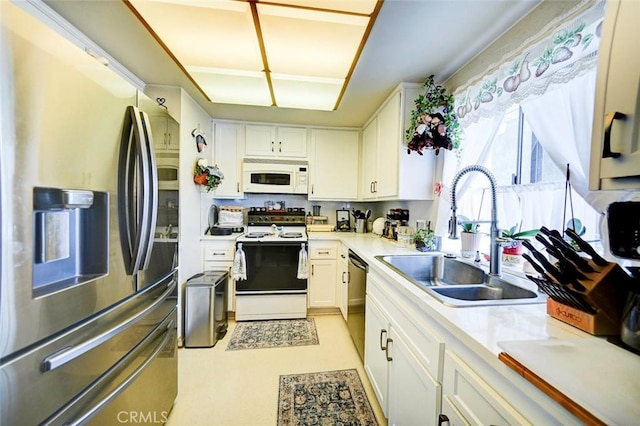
[[235, 209, 308, 321]]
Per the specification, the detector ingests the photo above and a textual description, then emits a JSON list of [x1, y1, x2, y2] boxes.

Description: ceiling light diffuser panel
[[128, 0, 379, 111]]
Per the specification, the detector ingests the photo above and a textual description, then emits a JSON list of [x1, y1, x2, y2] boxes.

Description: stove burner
[[245, 232, 269, 238], [280, 232, 303, 239]]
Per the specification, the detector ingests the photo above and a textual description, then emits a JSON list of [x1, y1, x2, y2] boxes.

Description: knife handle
[[522, 253, 553, 281], [565, 228, 609, 266], [547, 234, 595, 273], [522, 240, 567, 283]]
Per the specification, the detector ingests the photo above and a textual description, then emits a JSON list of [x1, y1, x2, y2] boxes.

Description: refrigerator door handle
[[118, 105, 148, 275], [138, 110, 158, 270], [41, 317, 175, 426], [41, 281, 175, 372]]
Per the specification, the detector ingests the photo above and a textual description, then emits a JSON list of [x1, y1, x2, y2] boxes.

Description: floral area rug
[[278, 369, 378, 426], [226, 319, 319, 351]]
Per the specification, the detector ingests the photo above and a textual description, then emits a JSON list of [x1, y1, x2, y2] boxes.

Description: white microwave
[[242, 159, 308, 194], [156, 154, 179, 190]]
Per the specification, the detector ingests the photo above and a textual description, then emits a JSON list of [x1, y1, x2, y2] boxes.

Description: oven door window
[[237, 243, 306, 292], [250, 172, 291, 186]]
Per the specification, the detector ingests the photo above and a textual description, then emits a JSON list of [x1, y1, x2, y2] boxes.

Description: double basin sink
[[375, 254, 546, 307]]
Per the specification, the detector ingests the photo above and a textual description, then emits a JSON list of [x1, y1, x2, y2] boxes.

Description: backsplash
[[199, 193, 435, 233]]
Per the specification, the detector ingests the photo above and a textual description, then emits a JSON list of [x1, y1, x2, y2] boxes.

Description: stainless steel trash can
[[184, 271, 228, 348]]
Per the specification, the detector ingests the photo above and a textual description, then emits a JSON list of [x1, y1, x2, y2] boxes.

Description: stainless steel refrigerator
[[0, 2, 178, 424]]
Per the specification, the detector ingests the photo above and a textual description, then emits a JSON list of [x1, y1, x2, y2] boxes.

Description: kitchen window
[[434, 1, 605, 254], [487, 105, 564, 186], [455, 102, 600, 248]]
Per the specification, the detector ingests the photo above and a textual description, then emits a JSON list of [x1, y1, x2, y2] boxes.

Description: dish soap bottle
[[306, 211, 313, 225]]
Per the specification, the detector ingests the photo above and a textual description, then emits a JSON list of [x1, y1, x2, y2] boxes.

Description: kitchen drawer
[[203, 242, 235, 261], [309, 246, 337, 259], [443, 350, 528, 425]]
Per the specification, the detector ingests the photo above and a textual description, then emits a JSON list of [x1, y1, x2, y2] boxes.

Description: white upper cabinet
[[309, 129, 359, 200], [149, 112, 180, 152], [589, 0, 640, 189], [361, 117, 378, 200], [212, 122, 243, 198], [360, 83, 436, 201], [245, 125, 308, 159]]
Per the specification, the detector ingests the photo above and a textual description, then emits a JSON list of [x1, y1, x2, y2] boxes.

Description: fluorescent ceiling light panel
[[271, 74, 344, 110], [128, 0, 379, 111], [131, 1, 262, 70], [188, 67, 272, 106], [259, 0, 378, 15], [258, 3, 368, 78]]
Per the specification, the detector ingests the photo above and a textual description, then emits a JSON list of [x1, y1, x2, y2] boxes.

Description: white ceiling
[[44, 0, 541, 128]]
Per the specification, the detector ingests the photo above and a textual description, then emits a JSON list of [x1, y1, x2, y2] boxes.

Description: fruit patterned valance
[[453, 0, 605, 126]]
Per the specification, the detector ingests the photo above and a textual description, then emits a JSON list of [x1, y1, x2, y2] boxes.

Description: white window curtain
[[434, 114, 504, 237], [432, 0, 607, 244], [520, 70, 596, 197]]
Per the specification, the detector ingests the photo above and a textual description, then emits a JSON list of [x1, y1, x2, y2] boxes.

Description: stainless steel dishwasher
[[347, 250, 368, 361]]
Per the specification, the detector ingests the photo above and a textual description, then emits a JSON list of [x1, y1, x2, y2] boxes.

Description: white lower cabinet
[[441, 350, 528, 426], [308, 241, 339, 308], [364, 294, 391, 416], [387, 328, 442, 426], [201, 240, 236, 312], [365, 273, 444, 425], [339, 244, 349, 321]]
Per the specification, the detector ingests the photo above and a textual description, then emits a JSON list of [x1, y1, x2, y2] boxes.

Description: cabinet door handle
[[379, 329, 388, 350], [211, 252, 226, 256], [385, 337, 393, 361], [279, 141, 282, 152], [602, 111, 624, 158], [438, 414, 450, 425], [318, 250, 330, 255], [342, 271, 346, 284], [374, 181, 378, 193], [370, 181, 375, 194], [237, 182, 240, 193], [271, 141, 274, 152], [311, 264, 315, 276]]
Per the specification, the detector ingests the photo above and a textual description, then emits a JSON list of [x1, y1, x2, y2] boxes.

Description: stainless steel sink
[[375, 254, 545, 307]]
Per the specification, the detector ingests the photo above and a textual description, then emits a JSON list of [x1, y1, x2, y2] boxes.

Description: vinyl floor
[[166, 314, 387, 426]]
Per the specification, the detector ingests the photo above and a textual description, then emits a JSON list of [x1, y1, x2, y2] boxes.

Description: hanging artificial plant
[[405, 75, 461, 156], [194, 158, 224, 192]]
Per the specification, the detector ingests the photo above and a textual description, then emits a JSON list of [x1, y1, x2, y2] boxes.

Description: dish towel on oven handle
[[297, 243, 308, 279], [232, 243, 247, 281]]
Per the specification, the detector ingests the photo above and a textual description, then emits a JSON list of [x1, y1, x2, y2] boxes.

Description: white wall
[[178, 89, 213, 286]]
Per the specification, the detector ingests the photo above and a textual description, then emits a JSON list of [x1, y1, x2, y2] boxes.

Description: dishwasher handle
[[348, 250, 368, 272]]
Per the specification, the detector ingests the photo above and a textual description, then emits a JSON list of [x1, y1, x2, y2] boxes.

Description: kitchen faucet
[[448, 165, 502, 276]]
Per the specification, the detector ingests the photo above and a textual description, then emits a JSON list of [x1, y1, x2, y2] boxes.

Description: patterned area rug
[[278, 369, 378, 426], [226, 319, 319, 351]]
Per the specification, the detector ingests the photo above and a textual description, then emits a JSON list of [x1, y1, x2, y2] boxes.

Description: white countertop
[[307, 231, 640, 423]]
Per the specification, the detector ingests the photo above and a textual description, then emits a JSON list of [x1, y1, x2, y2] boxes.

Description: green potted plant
[[458, 215, 481, 258], [414, 227, 439, 252], [501, 224, 539, 263]]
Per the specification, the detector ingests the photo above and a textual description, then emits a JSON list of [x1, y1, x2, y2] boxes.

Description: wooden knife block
[[547, 298, 619, 335], [547, 261, 630, 335]]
